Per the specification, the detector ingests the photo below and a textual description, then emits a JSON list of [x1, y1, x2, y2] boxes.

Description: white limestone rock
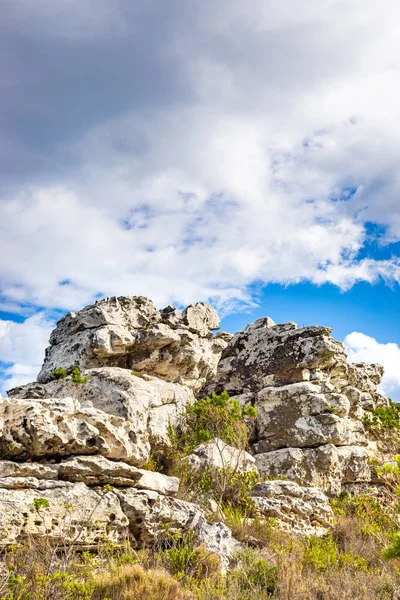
[[255, 444, 372, 495], [0, 460, 60, 480], [0, 482, 129, 547], [58, 455, 179, 496], [115, 487, 205, 544], [31, 296, 226, 392], [185, 439, 257, 473], [251, 480, 334, 536], [202, 319, 347, 397], [194, 519, 240, 571], [7, 368, 197, 464], [0, 395, 149, 466], [115, 488, 238, 569], [254, 382, 367, 453]]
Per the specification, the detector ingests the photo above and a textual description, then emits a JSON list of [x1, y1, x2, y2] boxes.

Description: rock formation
[[1, 295, 392, 565], [35, 296, 226, 392], [202, 316, 388, 495]]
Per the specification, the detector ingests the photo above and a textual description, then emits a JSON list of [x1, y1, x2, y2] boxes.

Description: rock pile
[[0, 296, 390, 561]]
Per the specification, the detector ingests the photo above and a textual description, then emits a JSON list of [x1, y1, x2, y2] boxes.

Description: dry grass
[[1, 503, 400, 600], [92, 563, 192, 600]]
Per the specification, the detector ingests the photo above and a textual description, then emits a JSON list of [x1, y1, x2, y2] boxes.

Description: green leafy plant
[[174, 391, 257, 454], [303, 535, 338, 571], [33, 498, 50, 511], [363, 401, 400, 431], [52, 368, 67, 380], [71, 368, 88, 384]]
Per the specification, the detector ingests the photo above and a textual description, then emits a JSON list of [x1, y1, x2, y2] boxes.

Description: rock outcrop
[[8, 368, 196, 466], [34, 296, 226, 392], [0, 294, 392, 559], [203, 316, 388, 495], [184, 439, 257, 473]]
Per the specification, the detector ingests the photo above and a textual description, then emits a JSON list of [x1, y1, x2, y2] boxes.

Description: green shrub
[[52, 367, 67, 380], [173, 391, 257, 454], [331, 492, 394, 536], [303, 535, 338, 571], [71, 367, 88, 384], [230, 547, 277, 594], [363, 401, 400, 430]]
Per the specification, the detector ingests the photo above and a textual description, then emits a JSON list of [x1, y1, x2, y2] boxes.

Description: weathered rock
[[202, 316, 390, 500], [202, 318, 348, 396], [0, 396, 148, 466], [185, 439, 257, 473], [0, 482, 129, 547], [251, 480, 334, 536], [194, 519, 240, 570], [114, 488, 238, 569], [255, 444, 372, 495], [0, 460, 59, 480], [58, 455, 179, 496], [115, 488, 203, 544], [32, 296, 226, 392], [254, 382, 366, 453], [9, 368, 196, 463]]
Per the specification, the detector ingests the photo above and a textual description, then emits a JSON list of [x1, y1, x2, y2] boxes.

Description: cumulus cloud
[[2, 1, 400, 390], [344, 332, 400, 402], [0, 314, 54, 394]]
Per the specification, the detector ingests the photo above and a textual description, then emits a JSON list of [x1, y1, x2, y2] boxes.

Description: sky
[[1, 0, 400, 398]]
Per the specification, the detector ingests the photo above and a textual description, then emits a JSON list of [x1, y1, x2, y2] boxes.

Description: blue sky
[[1, 0, 400, 399]]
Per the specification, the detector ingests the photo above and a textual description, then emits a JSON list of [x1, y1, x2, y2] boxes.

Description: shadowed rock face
[[36, 296, 227, 392]]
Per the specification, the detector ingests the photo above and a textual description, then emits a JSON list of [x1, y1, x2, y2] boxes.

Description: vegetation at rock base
[[163, 391, 259, 511], [1, 494, 400, 600], [172, 391, 257, 453]]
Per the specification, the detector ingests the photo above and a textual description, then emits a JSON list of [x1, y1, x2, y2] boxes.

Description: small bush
[[71, 367, 88, 384], [175, 391, 257, 453], [363, 401, 400, 431], [303, 535, 338, 571], [52, 367, 67, 380]]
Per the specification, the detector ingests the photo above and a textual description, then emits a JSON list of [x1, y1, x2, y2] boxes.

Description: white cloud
[[1, 0, 400, 315], [0, 2, 400, 327], [344, 332, 400, 401], [0, 314, 54, 395]]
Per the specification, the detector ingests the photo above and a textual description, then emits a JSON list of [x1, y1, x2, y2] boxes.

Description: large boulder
[[0, 395, 149, 466], [202, 318, 348, 397], [33, 296, 226, 392], [115, 488, 238, 570], [253, 381, 366, 453], [8, 368, 197, 463], [184, 439, 257, 473]]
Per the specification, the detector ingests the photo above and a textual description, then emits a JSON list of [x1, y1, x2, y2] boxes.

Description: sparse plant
[[71, 368, 88, 384], [52, 367, 67, 380]]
